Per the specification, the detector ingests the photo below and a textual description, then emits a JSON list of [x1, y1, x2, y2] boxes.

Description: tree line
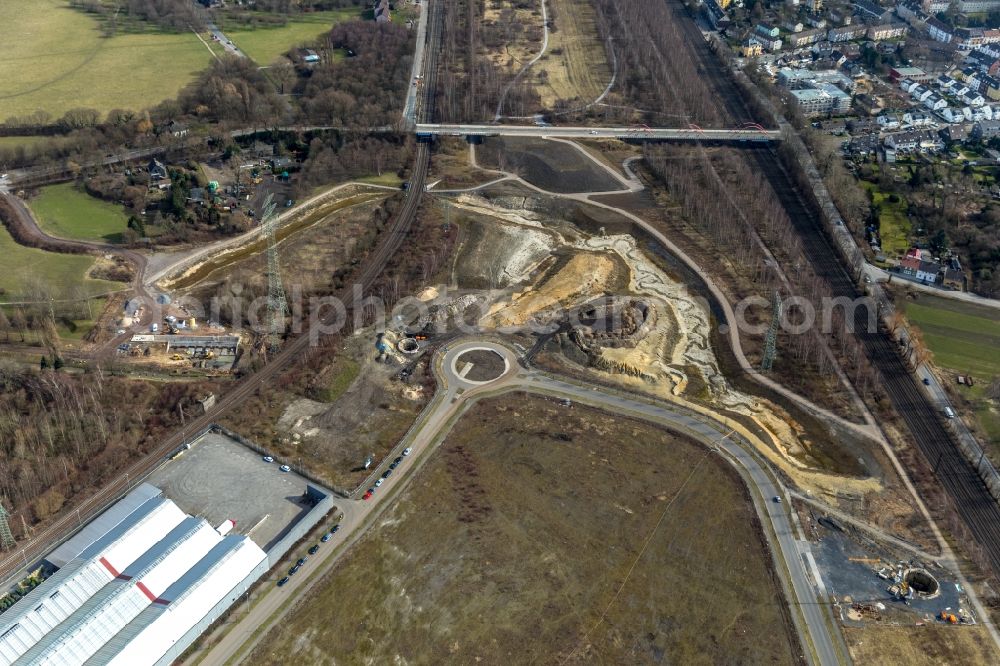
[[644, 145, 882, 411], [0, 367, 219, 536]]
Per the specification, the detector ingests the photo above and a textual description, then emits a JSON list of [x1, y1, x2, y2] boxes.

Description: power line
[[262, 194, 288, 355]]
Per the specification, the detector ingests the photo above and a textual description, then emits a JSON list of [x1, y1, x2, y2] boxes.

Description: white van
[[944, 406, 956, 419]]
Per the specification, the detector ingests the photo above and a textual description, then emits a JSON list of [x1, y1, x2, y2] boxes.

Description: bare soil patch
[[251, 394, 801, 664], [478, 137, 622, 193]]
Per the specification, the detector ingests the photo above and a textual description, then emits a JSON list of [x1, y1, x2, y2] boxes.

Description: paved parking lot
[[148, 432, 313, 550]]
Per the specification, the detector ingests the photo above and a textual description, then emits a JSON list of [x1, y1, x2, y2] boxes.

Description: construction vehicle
[[170, 354, 186, 361]]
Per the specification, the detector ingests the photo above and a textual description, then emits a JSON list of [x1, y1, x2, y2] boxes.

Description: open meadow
[[221, 9, 361, 65], [0, 0, 213, 121], [250, 394, 800, 664], [30, 183, 129, 243], [0, 226, 121, 302], [902, 293, 1000, 456], [533, 0, 612, 109], [903, 295, 1000, 379]]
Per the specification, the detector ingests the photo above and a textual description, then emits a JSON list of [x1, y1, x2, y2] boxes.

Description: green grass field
[[0, 1, 213, 120], [30, 183, 129, 243], [903, 295, 1000, 452], [0, 226, 121, 302], [223, 9, 361, 65], [862, 183, 910, 258], [902, 297, 1000, 379]]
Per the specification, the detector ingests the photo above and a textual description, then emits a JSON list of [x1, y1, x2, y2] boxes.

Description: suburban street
[[190, 340, 846, 666]]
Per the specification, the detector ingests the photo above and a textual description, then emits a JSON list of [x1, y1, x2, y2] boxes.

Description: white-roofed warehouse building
[[0, 485, 267, 666]]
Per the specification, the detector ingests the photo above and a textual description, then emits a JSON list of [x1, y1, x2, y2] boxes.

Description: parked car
[[375, 478, 384, 487], [279, 464, 291, 472], [773, 496, 782, 504], [297, 558, 307, 567], [394, 456, 403, 464], [382, 469, 392, 479], [331, 525, 340, 533], [402, 447, 412, 456], [389, 462, 398, 470], [321, 534, 331, 542], [308, 545, 319, 555], [263, 455, 274, 463], [922, 377, 931, 385], [289, 564, 300, 575], [363, 491, 373, 500], [277, 576, 289, 586]]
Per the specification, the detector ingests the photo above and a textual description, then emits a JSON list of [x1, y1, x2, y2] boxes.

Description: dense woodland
[[434, 0, 541, 121], [0, 369, 218, 535], [644, 146, 882, 410]]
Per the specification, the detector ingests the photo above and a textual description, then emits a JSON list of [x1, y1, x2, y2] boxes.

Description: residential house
[[940, 107, 964, 123], [899, 249, 941, 282], [148, 158, 168, 181], [939, 124, 970, 143], [741, 37, 764, 57], [298, 48, 320, 64], [877, 112, 900, 128], [972, 119, 1000, 139], [984, 77, 1000, 101], [187, 187, 207, 205], [789, 84, 852, 115], [805, 14, 828, 28], [854, 0, 892, 22], [166, 120, 188, 138], [925, 0, 951, 10], [885, 129, 943, 152], [966, 49, 1000, 76], [895, 0, 923, 19], [911, 85, 933, 101], [857, 93, 885, 115], [848, 133, 881, 155], [936, 74, 956, 89], [374, 0, 391, 23], [924, 94, 948, 110], [941, 257, 966, 290], [959, 0, 1000, 11], [828, 24, 868, 42], [867, 23, 907, 40], [754, 25, 782, 50], [902, 111, 933, 126], [956, 27, 986, 51], [962, 91, 986, 107], [926, 17, 954, 44], [787, 28, 825, 48], [785, 20, 804, 33]]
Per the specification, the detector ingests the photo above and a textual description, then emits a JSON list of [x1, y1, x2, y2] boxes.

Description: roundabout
[[444, 342, 517, 387]]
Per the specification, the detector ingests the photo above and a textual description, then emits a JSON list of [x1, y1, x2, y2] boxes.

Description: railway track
[[748, 145, 1000, 572], [665, 0, 1000, 573], [0, 0, 443, 584]]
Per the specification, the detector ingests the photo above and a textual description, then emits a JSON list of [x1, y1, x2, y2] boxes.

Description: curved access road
[[189, 339, 846, 666]]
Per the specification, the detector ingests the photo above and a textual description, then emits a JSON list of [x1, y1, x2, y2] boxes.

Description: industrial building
[[0, 485, 267, 666]]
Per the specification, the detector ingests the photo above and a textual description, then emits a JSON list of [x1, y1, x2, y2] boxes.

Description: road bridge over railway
[[414, 122, 782, 142]]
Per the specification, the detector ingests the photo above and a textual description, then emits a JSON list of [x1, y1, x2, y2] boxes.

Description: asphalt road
[[415, 122, 782, 141], [192, 341, 845, 666]]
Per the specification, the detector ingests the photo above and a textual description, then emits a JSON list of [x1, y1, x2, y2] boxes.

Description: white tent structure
[[0, 485, 266, 666]]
